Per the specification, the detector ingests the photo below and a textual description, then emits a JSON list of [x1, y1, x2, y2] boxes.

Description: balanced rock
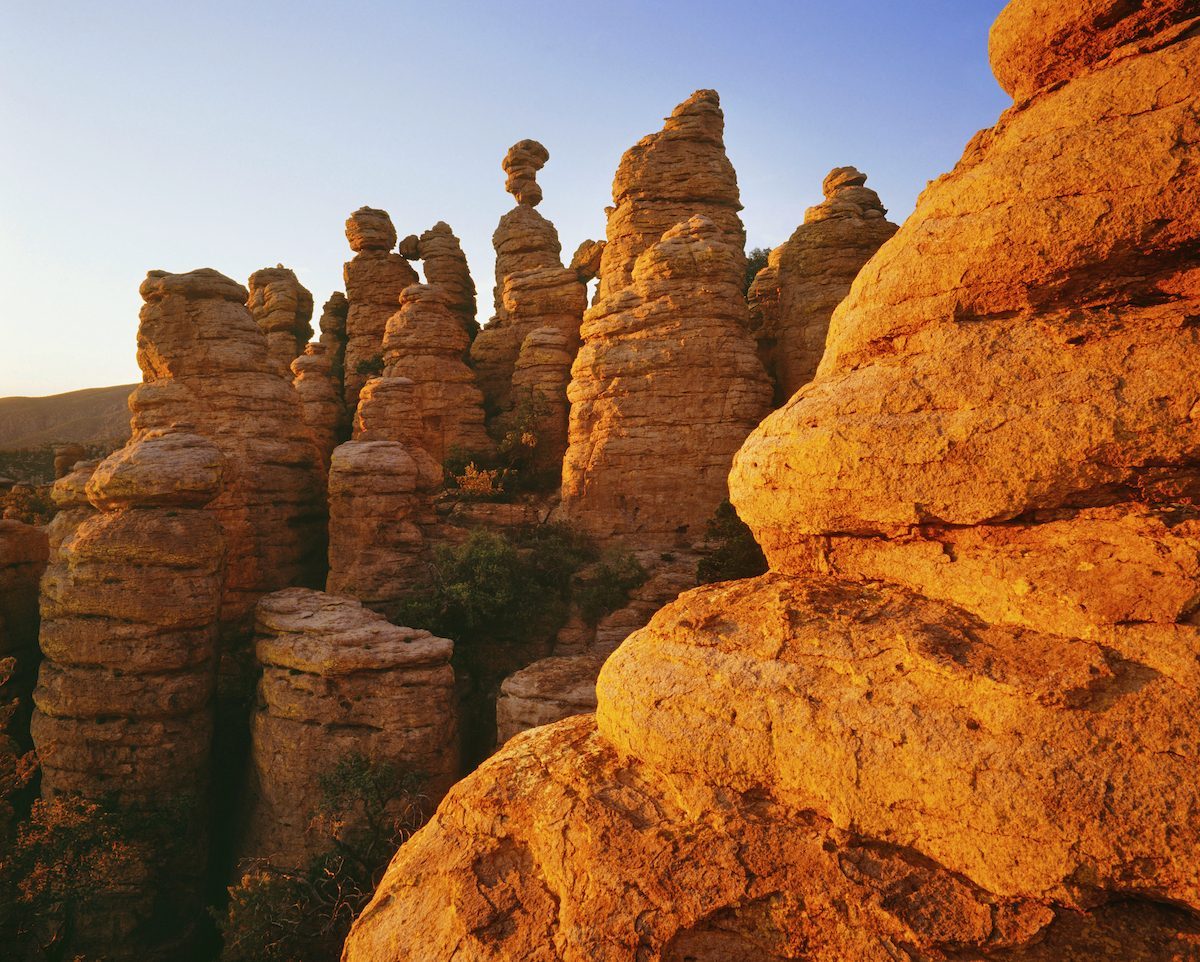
[[596, 89, 746, 300], [132, 268, 326, 688], [243, 588, 458, 871], [291, 342, 345, 467], [568, 238, 605, 282], [399, 222, 478, 337], [495, 655, 602, 746], [246, 265, 314, 374], [343, 207, 419, 409], [344, 3, 1200, 956], [562, 215, 772, 549], [748, 167, 897, 403], [30, 431, 225, 952], [472, 140, 573, 416]]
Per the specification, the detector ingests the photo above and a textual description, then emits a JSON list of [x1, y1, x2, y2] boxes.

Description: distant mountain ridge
[[0, 384, 135, 449]]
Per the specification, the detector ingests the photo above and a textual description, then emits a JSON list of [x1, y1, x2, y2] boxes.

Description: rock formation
[[242, 588, 458, 871], [343, 4, 1200, 957], [562, 215, 772, 550], [52, 442, 86, 479], [376, 283, 490, 463], [290, 342, 344, 467], [748, 166, 898, 403], [246, 265, 314, 374], [471, 139, 589, 418], [494, 655, 602, 746], [342, 207, 419, 409], [131, 268, 326, 693], [30, 431, 224, 953], [318, 291, 349, 386], [507, 326, 575, 482], [399, 222, 478, 337], [596, 89, 746, 300]]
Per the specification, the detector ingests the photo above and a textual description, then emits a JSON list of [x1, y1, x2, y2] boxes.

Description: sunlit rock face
[[342, 2, 1200, 957], [241, 588, 458, 871], [596, 89, 746, 301], [562, 215, 771, 551], [30, 431, 225, 957], [399, 221, 478, 338], [130, 269, 326, 693], [290, 341, 344, 468], [247, 265, 313, 375], [747, 166, 898, 404], [342, 207, 419, 410]]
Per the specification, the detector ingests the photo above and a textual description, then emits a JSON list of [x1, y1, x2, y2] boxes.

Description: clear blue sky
[[0, 0, 1010, 397]]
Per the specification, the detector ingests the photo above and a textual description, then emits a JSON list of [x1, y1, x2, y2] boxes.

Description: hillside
[[0, 384, 135, 450]]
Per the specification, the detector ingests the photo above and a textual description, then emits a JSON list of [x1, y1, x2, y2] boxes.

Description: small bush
[[353, 355, 384, 377], [0, 485, 54, 526], [696, 501, 768, 585], [219, 754, 424, 962], [744, 246, 772, 295], [576, 550, 647, 625]]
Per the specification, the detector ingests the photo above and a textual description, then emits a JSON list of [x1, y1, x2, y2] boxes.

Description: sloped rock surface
[[243, 588, 457, 870], [562, 215, 771, 549]]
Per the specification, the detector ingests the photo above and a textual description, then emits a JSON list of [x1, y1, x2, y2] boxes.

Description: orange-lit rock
[[596, 89, 745, 300], [291, 342, 345, 467], [243, 588, 458, 870], [562, 215, 771, 550], [748, 167, 897, 403], [131, 268, 326, 690], [247, 265, 314, 374], [318, 290, 349, 389], [342, 207, 419, 409], [495, 655, 602, 745], [399, 221, 478, 337]]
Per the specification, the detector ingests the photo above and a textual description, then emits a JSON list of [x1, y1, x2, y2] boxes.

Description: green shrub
[[575, 550, 647, 625], [696, 501, 768, 584], [353, 355, 384, 377], [219, 754, 424, 962], [744, 246, 772, 295]]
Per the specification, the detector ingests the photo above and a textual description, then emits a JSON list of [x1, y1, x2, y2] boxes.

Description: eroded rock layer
[[748, 167, 898, 403], [596, 89, 746, 300], [344, 3, 1200, 957], [247, 265, 314, 374], [343, 207, 419, 409], [131, 269, 326, 689], [243, 588, 458, 870], [399, 221, 478, 337], [291, 342, 345, 467], [562, 215, 772, 549], [30, 431, 225, 955], [0, 520, 49, 716], [494, 655, 602, 745]]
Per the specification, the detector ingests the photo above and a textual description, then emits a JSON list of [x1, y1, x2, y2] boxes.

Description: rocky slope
[[342, 1, 1200, 958], [0, 384, 134, 450]]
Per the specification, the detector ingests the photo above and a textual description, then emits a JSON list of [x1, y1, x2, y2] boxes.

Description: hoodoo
[[343, 2, 1200, 957]]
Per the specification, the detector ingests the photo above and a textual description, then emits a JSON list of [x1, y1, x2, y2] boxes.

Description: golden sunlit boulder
[[247, 265, 314, 374]]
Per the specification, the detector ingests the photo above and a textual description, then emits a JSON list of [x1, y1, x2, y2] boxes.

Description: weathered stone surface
[[506, 325, 575, 482], [568, 239, 605, 283], [374, 283, 490, 463], [600, 574, 1200, 908], [52, 442, 87, 479], [343, 208, 419, 409], [318, 291, 349, 387], [325, 439, 441, 620], [748, 167, 897, 403], [344, 8, 1200, 957], [291, 342, 345, 467], [495, 655, 602, 745], [247, 265, 314, 374], [30, 432, 224, 954], [597, 89, 746, 300], [503, 139, 549, 207], [399, 222, 478, 337], [243, 588, 457, 871], [0, 519, 49, 713], [345, 717, 1200, 962], [562, 215, 772, 550], [132, 269, 326, 686]]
